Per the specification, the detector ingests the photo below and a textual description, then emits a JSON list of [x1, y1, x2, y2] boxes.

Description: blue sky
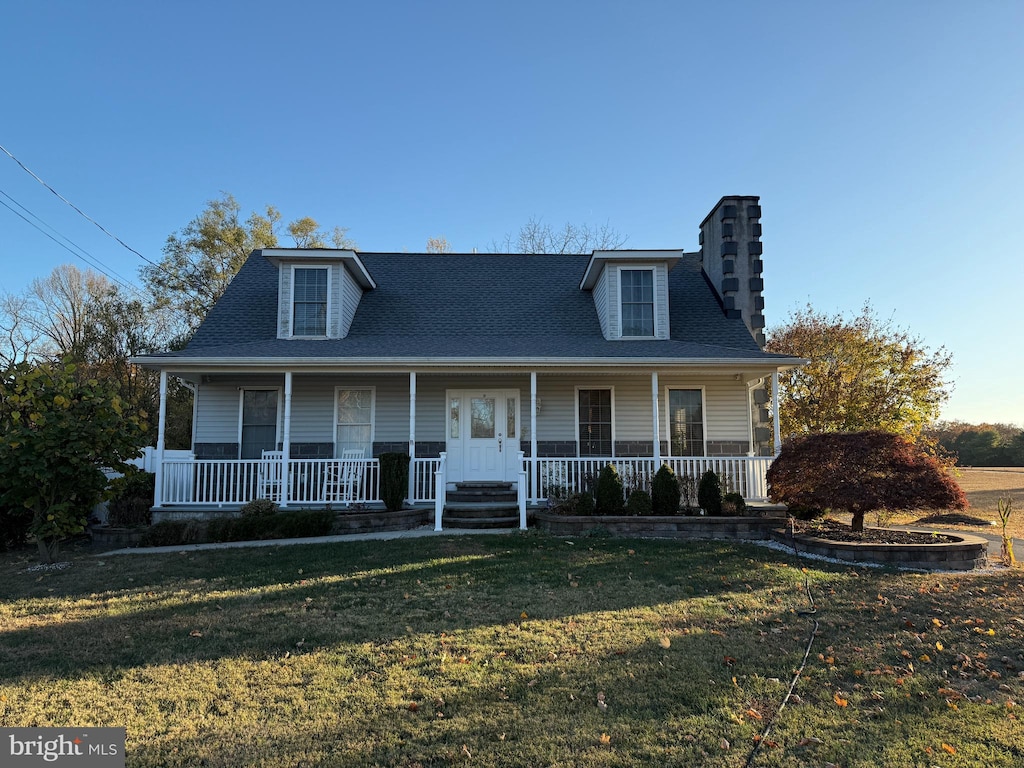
[[1, 1, 1021, 426]]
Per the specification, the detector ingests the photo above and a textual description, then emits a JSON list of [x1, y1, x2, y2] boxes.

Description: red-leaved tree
[[766, 430, 967, 532]]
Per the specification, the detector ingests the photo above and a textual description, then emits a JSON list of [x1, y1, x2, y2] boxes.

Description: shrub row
[[141, 509, 334, 547]]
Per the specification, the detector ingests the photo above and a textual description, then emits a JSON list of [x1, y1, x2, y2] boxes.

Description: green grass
[[1, 533, 1022, 767]]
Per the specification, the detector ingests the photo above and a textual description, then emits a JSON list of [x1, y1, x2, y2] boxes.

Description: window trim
[[575, 385, 616, 458], [333, 385, 376, 458], [237, 387, 282, 459], [616, 265, 657, 339], [663, 385, 707, 457], [289, 264, 331, 338]]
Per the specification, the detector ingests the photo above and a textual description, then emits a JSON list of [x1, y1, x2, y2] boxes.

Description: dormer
[[262, 249, 376, 340], [580, 250, 681, 340]]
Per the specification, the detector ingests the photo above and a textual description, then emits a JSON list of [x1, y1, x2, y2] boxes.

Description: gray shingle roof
[[155, 251, 790, 363]]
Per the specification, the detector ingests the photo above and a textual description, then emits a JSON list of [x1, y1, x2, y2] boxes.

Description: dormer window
[[292, 267, 329, 336], [619, 268, 655, 337]]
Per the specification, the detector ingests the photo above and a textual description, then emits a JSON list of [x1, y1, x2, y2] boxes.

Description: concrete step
[[442, 515, 519, 530], [444, 501, 520, 518], [447, 490, 518, 503], [455, 481, 513, 490]]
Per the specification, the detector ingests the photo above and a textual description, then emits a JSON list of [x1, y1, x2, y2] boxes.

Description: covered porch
[[150, 365, 786, 529]]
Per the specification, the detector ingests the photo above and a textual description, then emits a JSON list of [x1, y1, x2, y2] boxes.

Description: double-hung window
[[667, 388, 705, 456], [620, 268, 654, 337], [577, 388, 613, 457], [293, 267, 328, 336], [336, 388, 374, 457]]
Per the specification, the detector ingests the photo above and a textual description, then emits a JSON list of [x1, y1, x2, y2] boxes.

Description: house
[[136, 196, 804, 528]]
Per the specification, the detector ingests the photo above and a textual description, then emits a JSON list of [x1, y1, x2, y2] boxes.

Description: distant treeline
[[925, 421, 1024, 467]]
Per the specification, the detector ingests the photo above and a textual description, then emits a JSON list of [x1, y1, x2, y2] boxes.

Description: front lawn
[[1, 534, 1021, 767]]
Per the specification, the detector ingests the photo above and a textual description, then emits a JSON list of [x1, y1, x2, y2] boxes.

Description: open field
[[885, 468, 1024, 540], [1, 534, 1022, 767]]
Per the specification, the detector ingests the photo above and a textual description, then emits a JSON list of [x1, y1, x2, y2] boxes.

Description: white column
[[651, 371, 661, 466], [530, 371, 538, 501], [153, 370, 168, 508], [772, 370, 782, 456], [281, 371, 293, 508], [408, 371, 417, 503]]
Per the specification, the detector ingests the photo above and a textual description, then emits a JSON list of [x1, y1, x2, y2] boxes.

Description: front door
[[446, 389, 521, 483]]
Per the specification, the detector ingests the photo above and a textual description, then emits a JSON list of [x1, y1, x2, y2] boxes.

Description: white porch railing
[[157, 454, 772, 507], [160, 458, 381, 507], [528, 456, 773, 504], [411, 457, 441, 503]]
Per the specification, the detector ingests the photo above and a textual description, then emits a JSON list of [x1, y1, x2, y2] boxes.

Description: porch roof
[[136, 251, 803, 369]]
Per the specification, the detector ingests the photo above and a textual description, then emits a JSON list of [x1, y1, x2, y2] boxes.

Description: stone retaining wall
[[769, 529, 988, 571], [534, 511, 781, 540]]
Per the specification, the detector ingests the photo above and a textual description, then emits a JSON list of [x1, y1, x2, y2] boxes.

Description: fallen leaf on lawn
[[188, 630, 202, 638], [462, 744, 472, 758], [746, 708, 763, 720], [796, 737, 823, 747], [919, 654, 931, 663], [408, 702, 419, 712], [936, 641, 944, 651], [599, 733, 611, 745], [833, 693, 848, 707], [719, 738, 730, 750], [659, 636, 671, 649], [723, 656, 737, 665], [520, 611, 528, 619], [941, 743, 956, 754], [932, 618, 943, 627]]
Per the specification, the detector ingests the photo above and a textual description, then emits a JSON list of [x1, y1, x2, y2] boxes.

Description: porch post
[[772, 370, 782, 456], [408, 371, 416, 503], [530, 371, 538, 502], [153, 370, 167, 508], [651, 371, 661, 467], [281, 371, 293, 508]]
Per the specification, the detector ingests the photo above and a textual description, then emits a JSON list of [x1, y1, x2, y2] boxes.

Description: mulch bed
[[798, 518, 957, 545]]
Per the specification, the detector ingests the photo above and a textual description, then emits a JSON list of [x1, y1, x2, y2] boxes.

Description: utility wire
[[0, 194, 141, 295], [0, 141, 162, 268]]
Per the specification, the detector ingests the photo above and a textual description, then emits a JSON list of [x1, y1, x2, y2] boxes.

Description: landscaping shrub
[[106, 469, 155, 527], [626, 489, 653, 516], [240, 498, 278, 517], [554, 492, 595, 516], [678, 474, 698, 513], [767, 430, 968, 532], [651, 464, 681, 515], [698, 470, 722, 516], [595, 464, 624, 515], [722, 491, 747, 516], [205, 510, 334, 543], [379, 452, 410, 512], [142, 520, 200, 547]]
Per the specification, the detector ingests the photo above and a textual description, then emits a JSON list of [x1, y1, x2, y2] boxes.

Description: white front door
[[446, 389, 521, 483]]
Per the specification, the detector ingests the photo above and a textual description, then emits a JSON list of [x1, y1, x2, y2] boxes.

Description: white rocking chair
[[258, 450, 284, 502], [322, 449, 365, 506]]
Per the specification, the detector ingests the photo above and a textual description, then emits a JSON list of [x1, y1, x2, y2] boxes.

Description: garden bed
[[770, 524, 988, 571]]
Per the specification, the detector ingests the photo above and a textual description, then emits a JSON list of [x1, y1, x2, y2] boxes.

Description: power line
[[0, 192, 142, 295], [0, 141, 162, 268]]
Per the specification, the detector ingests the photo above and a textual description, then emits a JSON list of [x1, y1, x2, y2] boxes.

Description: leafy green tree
[[766, 303, 952, 441], [0, 360, 147, 562]]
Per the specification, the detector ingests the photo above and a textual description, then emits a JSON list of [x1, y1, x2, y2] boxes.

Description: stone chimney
[[699, 196, 766, 347]]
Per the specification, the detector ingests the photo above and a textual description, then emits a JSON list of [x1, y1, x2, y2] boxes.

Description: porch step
[[443, 501, 520, 518], [441, 515, 520, 530], [447, 481, 517, 504]]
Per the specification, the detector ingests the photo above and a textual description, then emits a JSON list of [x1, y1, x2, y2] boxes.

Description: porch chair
[[322, 448, 366, 506], [257, 450, 284, 502]]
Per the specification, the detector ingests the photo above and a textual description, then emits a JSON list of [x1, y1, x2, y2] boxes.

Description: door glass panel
[[470, 397, 495, 438], [450, 398, 460, 439], [241, 390, 278, 459], [506, 397, 516, 438]]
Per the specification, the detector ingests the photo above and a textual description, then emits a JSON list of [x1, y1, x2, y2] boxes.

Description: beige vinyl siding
[[593, 266, 610, 339], [328, 264, 342, 338], [277, 266, 292, 338], [654, 262, 670, 340], [192, 373, 750, 452], [606, 268, 620, 337], [339, 266, 362, 337]]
